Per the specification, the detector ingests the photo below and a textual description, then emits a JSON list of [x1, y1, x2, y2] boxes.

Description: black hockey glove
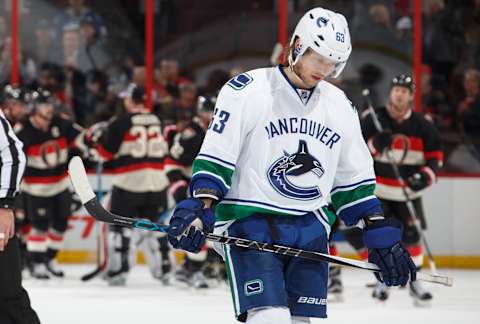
[[363, 218, 416, 286], [407, 171, 430, 191], [372, 129, 393, 153], [167, 198, 215, 253]]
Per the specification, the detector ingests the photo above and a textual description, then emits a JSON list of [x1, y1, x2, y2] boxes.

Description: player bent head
[[284, 7, 352, 88]]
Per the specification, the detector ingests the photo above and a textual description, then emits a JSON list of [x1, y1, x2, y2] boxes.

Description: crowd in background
[[0, 0, 479, 171]]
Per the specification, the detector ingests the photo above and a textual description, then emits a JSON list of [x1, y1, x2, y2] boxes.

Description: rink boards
[[57, 172, 480, 268]]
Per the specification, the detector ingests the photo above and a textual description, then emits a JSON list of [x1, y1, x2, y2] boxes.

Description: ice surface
[[23, 265, 479, 324]]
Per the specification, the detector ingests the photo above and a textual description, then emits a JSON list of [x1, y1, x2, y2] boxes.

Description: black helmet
[[197, 95, 216, 114], [391, 74, 415, 92], [26, 88, 55, 105], [2, 84, 26, 103]]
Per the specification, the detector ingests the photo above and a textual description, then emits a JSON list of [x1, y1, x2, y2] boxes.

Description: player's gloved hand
[[363, 217, 416, 286], [407, 171, 430, 191], [167, 198, 215, 253], [372, 129, 393, 153]]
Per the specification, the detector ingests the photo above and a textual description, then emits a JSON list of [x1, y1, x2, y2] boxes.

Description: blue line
[[197, 153, 235, 168], [331, 178, 376, 193], [222, 198, 308, 214]]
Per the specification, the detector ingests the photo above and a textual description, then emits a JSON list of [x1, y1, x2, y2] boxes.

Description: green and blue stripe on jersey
[[190, 154, 235, 198], [330, 178, 382, 226]]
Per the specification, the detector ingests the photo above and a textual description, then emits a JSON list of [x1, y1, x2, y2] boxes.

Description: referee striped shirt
[[0, 110, 26, 208]]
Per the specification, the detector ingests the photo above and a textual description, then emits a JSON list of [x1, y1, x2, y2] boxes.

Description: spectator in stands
[[54, 0, 106, 40], [32, 19, 58, 66], [62, 23, 82, 69], [423, 0, 463, 84], [200, 69, 230, 97], [85, 69, 108, 125], [458, 69, 480, 136], [161, 82, 197, 126], [369, 3, 392, 29], [421, 64, 454, 130], [155, 59, 191, 99], [0, 15, 7, 50], [61, 25, 88, 124], [78, 16, 110, 73]]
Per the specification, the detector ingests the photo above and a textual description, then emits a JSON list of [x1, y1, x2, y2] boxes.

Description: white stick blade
[[68, 156, 95, 203]]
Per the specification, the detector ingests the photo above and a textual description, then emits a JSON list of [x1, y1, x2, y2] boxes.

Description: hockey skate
[[191, 271, 209, 289], [327, 266, 344, 302], [105, 261, 129, 286], [174, 267, 191, 287], [372, 282, 389, 301], [157, 260, 173, 286], [409, 280, 433, 307], [32, 263, 50, 280], [105, 268, 127, 286], [46, 259, 65, 278]]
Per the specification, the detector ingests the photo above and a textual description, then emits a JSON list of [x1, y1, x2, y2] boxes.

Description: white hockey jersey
[[190, 66, 380, 228]]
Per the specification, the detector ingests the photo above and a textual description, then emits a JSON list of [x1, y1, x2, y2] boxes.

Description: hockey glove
[[372, 129, 393, 153], [167, 198, 215, 253], [363, 218, 416, 286], [407, 171, 430, 191]]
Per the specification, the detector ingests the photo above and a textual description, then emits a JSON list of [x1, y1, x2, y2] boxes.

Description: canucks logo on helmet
[[267, 140, 324, 200]]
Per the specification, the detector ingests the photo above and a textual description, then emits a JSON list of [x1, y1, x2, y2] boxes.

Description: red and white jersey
[[15, 115, 83, 197], [361, 107, 443, 201], [96, 112, 170, 193]]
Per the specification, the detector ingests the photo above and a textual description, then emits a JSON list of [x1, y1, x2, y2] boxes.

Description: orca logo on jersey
[[267, 140, 324, 200]]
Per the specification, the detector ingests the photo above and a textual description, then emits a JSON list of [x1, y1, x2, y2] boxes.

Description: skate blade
[[413, 298, 432, 308]]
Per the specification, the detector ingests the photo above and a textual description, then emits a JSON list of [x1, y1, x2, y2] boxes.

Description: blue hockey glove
[[167, 198, 215, 253], [363, 217, 416, 286]]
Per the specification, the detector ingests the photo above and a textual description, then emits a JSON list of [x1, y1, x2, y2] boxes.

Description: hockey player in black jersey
[[361, 75, 442, 305], [164, 94, 212, 288], [95, 84, 170, 286], [15, 88, 85, 279]]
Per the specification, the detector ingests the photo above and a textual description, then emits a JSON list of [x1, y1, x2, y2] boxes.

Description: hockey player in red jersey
[[95, 84, 170, 286], [362, 74, 442, 305], [15, 88, 85, 279]]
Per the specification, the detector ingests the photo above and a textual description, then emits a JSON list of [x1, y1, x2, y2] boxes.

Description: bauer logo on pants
[[297, 296, 327, 305], [244, 279, 264, 296]]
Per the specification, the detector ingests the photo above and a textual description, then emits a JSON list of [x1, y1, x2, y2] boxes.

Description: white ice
[[24, 265, 479, 324]]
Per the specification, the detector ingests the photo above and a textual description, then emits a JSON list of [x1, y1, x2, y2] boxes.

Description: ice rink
[[23, 265, 479, 324]]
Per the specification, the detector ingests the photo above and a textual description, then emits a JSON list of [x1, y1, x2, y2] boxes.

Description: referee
[[0, 105, 40, 323]]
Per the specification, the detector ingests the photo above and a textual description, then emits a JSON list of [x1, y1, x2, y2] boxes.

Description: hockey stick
[[362, 89, 438, 274], [68, 156, 452, 287], [81, 161, 108, 281]]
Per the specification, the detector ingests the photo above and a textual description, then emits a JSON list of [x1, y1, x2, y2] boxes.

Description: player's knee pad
[[291, 316, 312, 324], [246, 306, 291, 324], [402, 224, 420, 245]]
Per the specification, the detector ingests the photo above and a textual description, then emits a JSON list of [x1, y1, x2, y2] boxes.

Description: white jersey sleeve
[[189, 74, 257, 200], [329, 103, 382, 226]]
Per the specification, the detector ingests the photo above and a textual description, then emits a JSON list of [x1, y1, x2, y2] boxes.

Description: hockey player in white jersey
[[167, 7, 417, 323]]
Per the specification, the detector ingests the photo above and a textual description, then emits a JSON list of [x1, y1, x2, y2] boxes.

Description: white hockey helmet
[[288, 7, 352, 78]]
